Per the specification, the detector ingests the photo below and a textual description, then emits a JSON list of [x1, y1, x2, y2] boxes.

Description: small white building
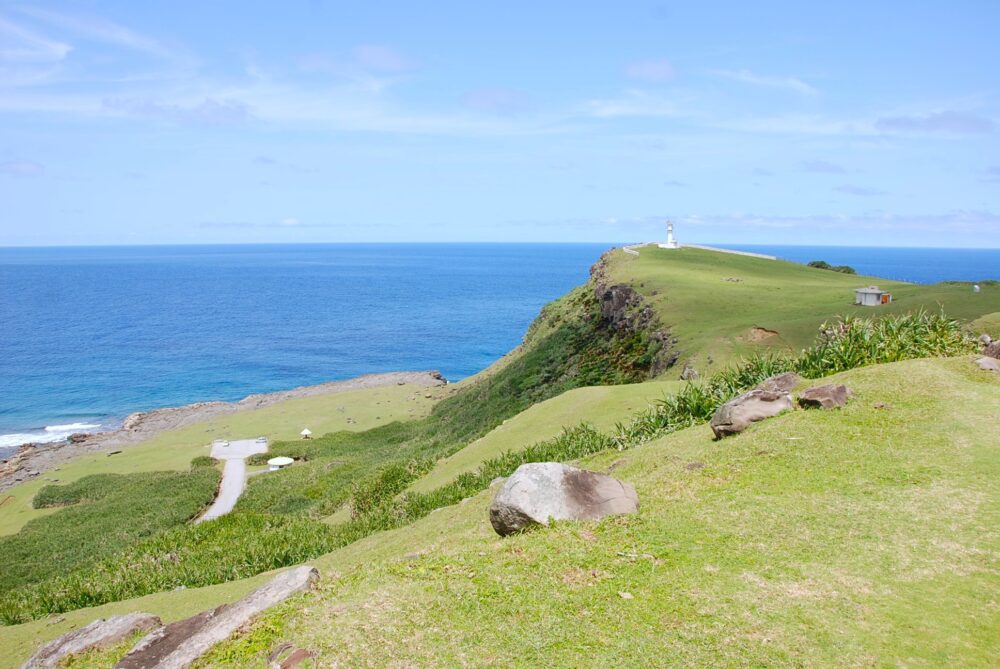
[[658, 221, 680, 249], [855, 286, 892, 306], [267, 456, 294, 472]]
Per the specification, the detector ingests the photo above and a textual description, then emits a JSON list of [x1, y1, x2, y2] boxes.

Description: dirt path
[[0, 370, 445, 493]]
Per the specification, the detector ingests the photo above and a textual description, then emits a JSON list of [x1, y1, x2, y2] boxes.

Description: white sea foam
[[0, 423, 102, 449]]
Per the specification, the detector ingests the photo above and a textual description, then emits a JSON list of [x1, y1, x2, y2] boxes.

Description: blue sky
[[1, 1, 998, 247]]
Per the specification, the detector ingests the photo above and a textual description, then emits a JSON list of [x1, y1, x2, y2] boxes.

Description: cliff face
[[590, 252, 678, 376]]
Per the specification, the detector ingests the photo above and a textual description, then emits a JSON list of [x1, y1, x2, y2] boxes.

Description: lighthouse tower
[[658, 221, 680, 249]]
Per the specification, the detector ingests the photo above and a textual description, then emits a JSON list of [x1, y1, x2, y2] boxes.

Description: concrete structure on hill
[[855, 286, 892, 306], [658, 221, 680, 249]]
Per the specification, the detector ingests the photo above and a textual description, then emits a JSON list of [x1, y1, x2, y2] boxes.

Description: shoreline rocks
[[1, 370, 447, 494]]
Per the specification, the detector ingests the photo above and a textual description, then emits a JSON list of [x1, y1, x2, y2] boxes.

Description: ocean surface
[[1, 243, 997, 457]]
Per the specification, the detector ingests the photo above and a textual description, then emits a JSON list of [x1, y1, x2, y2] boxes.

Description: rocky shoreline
[[0, 370, 446, 494]]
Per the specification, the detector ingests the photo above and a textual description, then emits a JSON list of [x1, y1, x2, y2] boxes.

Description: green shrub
[[190, 456, 219, 469], [808, 260, 857, 274]]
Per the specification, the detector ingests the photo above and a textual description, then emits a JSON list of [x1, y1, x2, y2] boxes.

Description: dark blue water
[[1, 243, 997, 455], [715, 245, 999, 284], [0, 244, 607, 451]]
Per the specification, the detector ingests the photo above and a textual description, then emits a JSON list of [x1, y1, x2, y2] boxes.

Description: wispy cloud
[[0, 159, 44, 176], [102, 96, 250, 124], [710, 68, 818, 96], [14, 6, 174, 60], [583, 90, 682, 118], [834, 184, 886, 197], [625, 59, 675, 83], [874, 110, 995, 135], [0, 15, 71, 63], [801, 160, 847, 174]]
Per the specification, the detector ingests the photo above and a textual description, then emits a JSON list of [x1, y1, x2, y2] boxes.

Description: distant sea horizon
[[2, 242, 998, 458]]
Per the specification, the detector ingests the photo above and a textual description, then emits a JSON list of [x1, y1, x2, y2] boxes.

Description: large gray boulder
[[21, 613, 161, 669], [115, 566, 318, 669], [711, 387, 793, 439], [797, 384, 852, 409], [489, 463, 639, 536]]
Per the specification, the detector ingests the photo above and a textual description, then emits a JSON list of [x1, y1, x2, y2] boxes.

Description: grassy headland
[[1, 246, 998, 665]]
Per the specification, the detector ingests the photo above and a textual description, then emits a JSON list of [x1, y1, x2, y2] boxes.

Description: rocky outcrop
[[757, 372, 800, 394], [983, 340, 1000, 359], [711, 374, 798, 439], [591, 253, 678, 375], [798, 384, 852, 409], [115, 566, 318, 669], [21, 613, 162, 669], [489, 462, 639, 536], [975, 356, 999, 372]]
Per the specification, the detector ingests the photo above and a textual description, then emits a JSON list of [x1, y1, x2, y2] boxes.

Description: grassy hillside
[[602, 246, 1000, 373], [4, 356, 996, 667], [410, 380, 682, 493]]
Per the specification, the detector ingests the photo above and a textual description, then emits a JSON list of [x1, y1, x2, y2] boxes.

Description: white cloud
[[710, 69, 818, 96]]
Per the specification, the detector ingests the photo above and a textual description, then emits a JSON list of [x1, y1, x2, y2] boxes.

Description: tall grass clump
[[0, 470, 220, 592], [0, 512, 337, 624]]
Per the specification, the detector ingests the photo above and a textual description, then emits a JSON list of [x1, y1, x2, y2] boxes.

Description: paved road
[[198, 438, 268, 523]]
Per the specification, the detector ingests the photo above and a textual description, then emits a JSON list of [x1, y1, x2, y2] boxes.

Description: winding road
[[197, 438, 268, 523]]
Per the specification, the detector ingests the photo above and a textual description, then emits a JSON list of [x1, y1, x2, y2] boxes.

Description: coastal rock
[[975, 356, 999, 372], [756, 372, 801, 394], [116, 566, 318, 669], [67, 433, 90, 444], [983, 341, 1000, 359], [22, 613, 162, 669], [798, 384, 852, 409], [711, 388, 793, 439], [489, 462, 639, 536]]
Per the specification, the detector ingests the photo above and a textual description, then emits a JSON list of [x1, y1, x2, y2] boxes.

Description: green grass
[[3, 357, 996, 667], [0, 470, 220, 595], [971, 311, 1000, 338], [197, 356, 1000, 667], [0, 382, 439, 537], [604, 246, 1000, 373]]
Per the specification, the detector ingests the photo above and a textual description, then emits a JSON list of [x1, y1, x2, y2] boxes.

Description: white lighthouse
[[658, 221, 680, 249]]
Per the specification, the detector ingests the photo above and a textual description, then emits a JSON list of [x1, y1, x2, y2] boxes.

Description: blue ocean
[[1, 243, 997, 456]]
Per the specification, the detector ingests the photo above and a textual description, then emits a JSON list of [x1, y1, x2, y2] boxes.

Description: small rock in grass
[[797, 384, 852, 409], [618, 591, 634, 600], [983, 341, 1000, 359], [489, 463, 639, 536], [975, 356, 999, 372], [711, 385, 793, 439]]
